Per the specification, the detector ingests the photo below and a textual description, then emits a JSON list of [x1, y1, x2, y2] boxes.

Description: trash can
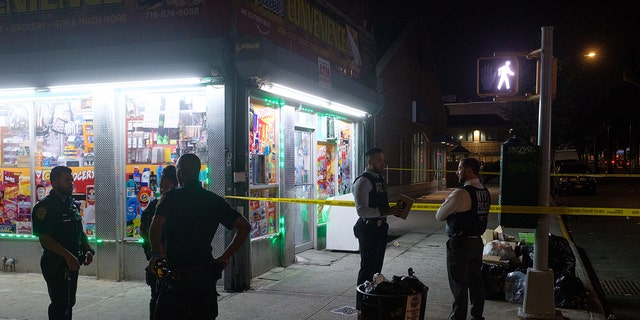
[[357, 283, 428, 320]]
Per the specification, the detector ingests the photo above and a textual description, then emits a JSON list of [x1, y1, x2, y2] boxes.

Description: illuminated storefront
[[0, 80, 225, 281], [0, 0, 382, 286], [247, 91, 362, 257]]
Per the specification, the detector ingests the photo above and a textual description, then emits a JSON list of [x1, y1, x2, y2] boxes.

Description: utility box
[[499, 135, 539, 228]]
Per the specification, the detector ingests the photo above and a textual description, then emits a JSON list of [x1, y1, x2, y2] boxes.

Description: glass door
[[294, 129, 314, 252]]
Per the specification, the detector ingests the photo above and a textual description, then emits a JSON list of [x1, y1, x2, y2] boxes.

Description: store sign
[[237, 0, 370, 81], [0, 0, 230, 54], [318, 57, 332, 88]]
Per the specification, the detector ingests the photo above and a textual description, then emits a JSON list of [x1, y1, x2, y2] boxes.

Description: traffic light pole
[[519, 26, 563, 319]]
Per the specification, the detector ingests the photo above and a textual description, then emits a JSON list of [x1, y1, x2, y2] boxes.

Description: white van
[[553, 149, 579, 168]]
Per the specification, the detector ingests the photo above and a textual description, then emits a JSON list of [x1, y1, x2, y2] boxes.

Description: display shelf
[[82, 122, 94, 153]]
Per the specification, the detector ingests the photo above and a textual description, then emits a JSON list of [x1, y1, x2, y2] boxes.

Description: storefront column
[[93, 88, 126, 281], [222, 80, 251, 291]]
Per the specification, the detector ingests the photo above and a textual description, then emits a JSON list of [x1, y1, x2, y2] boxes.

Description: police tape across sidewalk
[[225, 195, 640, 218]]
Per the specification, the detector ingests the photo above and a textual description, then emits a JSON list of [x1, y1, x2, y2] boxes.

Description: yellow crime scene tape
[[387, 167, 640, 178], [225, 196, 640, 218]]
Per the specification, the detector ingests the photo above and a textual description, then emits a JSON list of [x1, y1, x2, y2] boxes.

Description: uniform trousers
[[154, 265, 217, 320], [353, 217, 389, 286], [41, 254, 78, 320], [446, 236, 485, 320]]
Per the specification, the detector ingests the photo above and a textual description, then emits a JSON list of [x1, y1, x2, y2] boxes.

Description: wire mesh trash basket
[[356, 283, 428, 320]]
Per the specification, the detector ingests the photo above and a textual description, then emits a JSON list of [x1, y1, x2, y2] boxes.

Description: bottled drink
[[141, 167, 151, 186], [133, 167, 141, 194], [126, 175, 135, 198]]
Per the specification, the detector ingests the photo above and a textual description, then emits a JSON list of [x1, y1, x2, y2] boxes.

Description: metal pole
[[535, 27, 553, 272], [519, 26, 563, 319]]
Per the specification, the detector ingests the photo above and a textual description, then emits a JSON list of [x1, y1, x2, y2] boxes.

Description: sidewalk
[[0, 187, 604, 320]]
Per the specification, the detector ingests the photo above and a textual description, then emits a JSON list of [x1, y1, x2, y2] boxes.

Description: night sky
[[373, 1, 640, 102]]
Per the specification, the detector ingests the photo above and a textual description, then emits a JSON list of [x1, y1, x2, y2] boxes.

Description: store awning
[[234, 36, 382, 117], [0, 37, 226, 88]]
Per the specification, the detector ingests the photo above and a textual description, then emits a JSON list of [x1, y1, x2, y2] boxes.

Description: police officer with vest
[[352, 147, 403, 287], [33, 166, 95, 320], [436, 157, 491, 320]]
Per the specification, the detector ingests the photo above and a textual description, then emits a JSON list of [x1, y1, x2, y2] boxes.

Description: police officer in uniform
[[140, 164, 178, 320], [33, 166, 95, 320], [147, 153, 250, 319], [352, 147, 403, 287], [436, 157, 491, 320]]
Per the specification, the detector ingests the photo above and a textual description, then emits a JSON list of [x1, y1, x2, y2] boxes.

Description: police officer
[[147, 153, 250, 319], [33, 166, 95, 320], [352, 147, 403, 287], [436, 157, 491, 320], [140, 165, 178, 320]]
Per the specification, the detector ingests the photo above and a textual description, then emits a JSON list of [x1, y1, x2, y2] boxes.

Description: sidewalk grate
[[600, 280, 640, 296], [331, 306, 358, 315]]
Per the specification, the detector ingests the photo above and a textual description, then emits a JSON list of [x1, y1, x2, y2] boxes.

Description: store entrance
[[294, 129, 315, 253]]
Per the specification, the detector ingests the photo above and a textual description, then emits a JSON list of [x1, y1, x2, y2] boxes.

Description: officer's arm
[[149, 214, 166, 257], [217, 216, 250, 265], [147, 214, 166, 271], [80, 232, 94, 265], [39, 233, 81, 271], [435, 189, 465, 221]]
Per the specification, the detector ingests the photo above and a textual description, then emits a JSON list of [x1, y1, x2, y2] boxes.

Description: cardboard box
[[519, 232, 535, 245], [482, 226, 518, 265]]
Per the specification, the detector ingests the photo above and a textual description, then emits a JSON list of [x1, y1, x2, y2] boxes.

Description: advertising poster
[[249, 187, 278, 239], [0, 167, 94, 235]]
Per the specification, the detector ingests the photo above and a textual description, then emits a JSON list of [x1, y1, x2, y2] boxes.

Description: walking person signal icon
[[477, 56, 519, 97]]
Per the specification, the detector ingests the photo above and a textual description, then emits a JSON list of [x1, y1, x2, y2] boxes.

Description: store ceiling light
[[262, 83, 367, 118], [48, 77, 205, 93], [0, 87, 39, 99]]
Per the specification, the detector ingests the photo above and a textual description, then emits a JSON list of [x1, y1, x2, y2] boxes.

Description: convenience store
[[0, 0, 381, 287]]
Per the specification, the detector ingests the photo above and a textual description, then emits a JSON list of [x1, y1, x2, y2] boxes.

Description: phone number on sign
[[145, 7, 199, 19]]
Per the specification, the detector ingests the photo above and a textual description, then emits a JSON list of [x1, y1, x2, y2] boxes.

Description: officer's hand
[[65, 255, 81, 272], [390, 205, 404, 217], [215, 256, 230, 271], [148, 256, 160, 272], [84, 251, 94, 266]]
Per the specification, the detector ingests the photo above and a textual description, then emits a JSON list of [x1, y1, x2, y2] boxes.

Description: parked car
[[552, 163, 596, 196]]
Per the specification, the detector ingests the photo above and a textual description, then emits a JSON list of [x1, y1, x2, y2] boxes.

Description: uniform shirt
[[352, 170, 387, 219], [32, 192, 85, 256], [435, 178, 485, 221], [155, 180, 241, 268], [140, 198, 159, 260]]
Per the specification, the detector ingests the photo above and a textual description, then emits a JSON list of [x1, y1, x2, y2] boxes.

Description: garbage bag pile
[[481, 233, 588, 309], [483, 240, 517, 261], [362, 268, 428, 295]]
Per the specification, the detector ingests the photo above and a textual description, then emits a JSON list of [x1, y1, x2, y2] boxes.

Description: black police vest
[[354, 172, 390, 212], [445, 185, 491, 237]]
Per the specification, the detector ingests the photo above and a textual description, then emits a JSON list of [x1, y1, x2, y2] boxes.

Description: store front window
[[0, 96, 95, 235], [122, 88, 209, 239], [248, 98, 279, 239]]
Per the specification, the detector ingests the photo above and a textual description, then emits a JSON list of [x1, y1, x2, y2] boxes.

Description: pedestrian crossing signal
[[477, 57, 519, 97]]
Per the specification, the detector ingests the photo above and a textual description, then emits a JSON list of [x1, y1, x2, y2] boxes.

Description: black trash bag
[[520, 234, 576, 278], [554, 274, 588, 309], [548, 234, 576, 277], [481, 263, 507, 300], [504, 271, 526, 303], [519, 244, 534, 269]]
